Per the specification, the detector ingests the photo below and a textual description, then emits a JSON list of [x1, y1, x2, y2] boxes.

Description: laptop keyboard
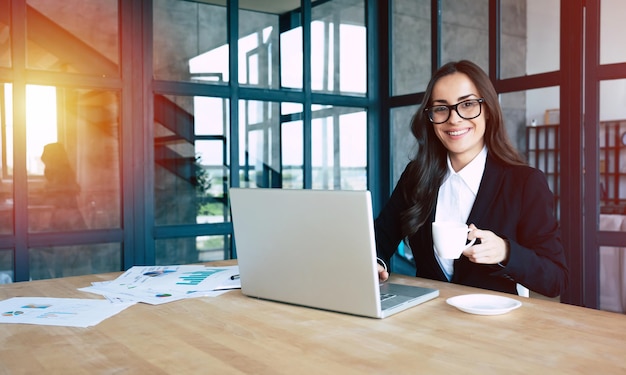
[[380, 293, 396, 302]]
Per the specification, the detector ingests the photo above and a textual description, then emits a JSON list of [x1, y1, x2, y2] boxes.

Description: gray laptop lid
[[229, 188, 438, 318]]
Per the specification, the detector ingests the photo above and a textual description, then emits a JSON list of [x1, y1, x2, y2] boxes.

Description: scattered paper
[[0, 297, 135, 328], [79, 265, 240, 305], [0, 264, 240, 328]]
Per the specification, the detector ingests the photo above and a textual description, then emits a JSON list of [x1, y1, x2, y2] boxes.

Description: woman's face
[[430, 72, 486, 171]]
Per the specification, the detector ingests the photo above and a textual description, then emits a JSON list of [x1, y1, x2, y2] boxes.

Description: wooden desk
[[1, 260, 625, 374]]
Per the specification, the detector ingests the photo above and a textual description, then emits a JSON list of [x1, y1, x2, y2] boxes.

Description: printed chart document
[[0, 297, 135, 328], [79, 265, 240, 305]]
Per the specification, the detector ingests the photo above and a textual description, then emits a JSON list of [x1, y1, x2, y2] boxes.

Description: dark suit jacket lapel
[[466, 155, 504, 226]]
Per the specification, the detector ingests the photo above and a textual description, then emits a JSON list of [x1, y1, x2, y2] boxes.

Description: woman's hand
[[377, 264, 389, 282], [463, 224, 509, 265]]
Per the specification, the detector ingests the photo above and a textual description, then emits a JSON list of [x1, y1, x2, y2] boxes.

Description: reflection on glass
[[0, 250, 12, 284], [311, 0, 366, 95], [24, 87, 121, 232], [0, 84, 11, 235], [154, 0, 228, 83], [29, 243, 120, 280], [39, 143, 88, 231], [390, 105, 419, 186], [600, 0, 626, 65], [312, 105, 367, 190], [0, 1, 11, 68], [156, 235, 232, 265], [239, 9, 279, 89], [154, 95, 230, 226], [26, 0, 119, 75], [599, 79, 626, 219], [441, 0, 488, 70], [391, 0, 430, 95]]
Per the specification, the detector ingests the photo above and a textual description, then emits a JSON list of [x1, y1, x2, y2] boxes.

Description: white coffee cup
[[432, 221, 476, 259]]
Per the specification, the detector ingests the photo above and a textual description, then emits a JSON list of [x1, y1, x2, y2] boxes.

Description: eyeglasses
[[424, 98, 485, 124]]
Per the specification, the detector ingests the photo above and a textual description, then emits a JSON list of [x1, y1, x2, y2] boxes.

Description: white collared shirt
[[434, 146, 487, 280]]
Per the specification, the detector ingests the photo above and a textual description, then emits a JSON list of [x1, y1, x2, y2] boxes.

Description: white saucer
[[446, 294, 522, 315]]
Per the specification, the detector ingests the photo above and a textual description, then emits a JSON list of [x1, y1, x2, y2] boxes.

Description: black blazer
[[375, 155, 569, 297]]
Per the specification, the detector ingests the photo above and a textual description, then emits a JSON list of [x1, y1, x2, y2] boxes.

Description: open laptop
[[229, 188, 439, 319]]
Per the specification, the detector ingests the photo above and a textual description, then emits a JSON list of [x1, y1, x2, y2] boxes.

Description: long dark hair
[[399, 60, 526, 238]]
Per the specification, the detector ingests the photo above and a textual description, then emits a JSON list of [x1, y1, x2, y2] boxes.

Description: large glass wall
[[1, 0, 123, 282], [151, 0, 369, 267]]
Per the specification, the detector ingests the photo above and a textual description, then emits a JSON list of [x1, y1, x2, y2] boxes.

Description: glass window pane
[[282, 118, 304, 189], [281, 26, 303, 90], [391, 0, 431, 95], [154, 95, 230, 226], [500, 0, 560, 79], [29, 243, 121, 280], [506, 87, 560, 218], [312, 105, 367, 190], [599, 245, 626, 313], [239, 9, 279, 89], [156, 235, 232, 265], [390, 105, 419, 186], [25, 87, 121, 232], [0, 83, 11, 235], [154, 0, 228, 83], [0, 249, 13, 284], [0, 1, 11, 68], [526, 0, 560, 75], [311, 0, 366, 96], [599, 79, 626, 220], [441, 0, 488, 70], [601, 0, 626, 65], [26, 0, 119, 76], [239, 100, 285, 188]]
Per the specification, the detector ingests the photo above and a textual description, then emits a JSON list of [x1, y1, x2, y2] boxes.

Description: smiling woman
[[375, 60, 568, 299]]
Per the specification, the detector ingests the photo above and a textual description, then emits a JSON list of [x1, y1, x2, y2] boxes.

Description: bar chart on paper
[[176, 270, 224, 286], [78, 265, 240, 305]]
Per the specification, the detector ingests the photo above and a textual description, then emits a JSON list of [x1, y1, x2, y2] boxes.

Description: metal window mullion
[[11, 0, 29, 282], [302, 0, 312, 189]]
